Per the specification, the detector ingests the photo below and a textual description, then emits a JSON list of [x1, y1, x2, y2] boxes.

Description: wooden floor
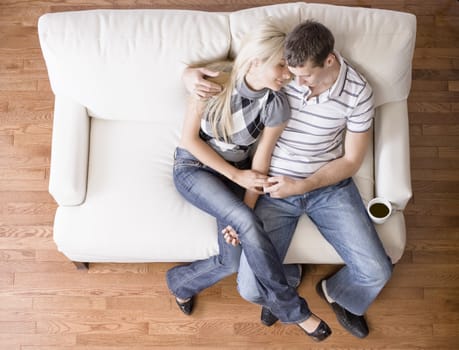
[[0, 0, 458, 349]]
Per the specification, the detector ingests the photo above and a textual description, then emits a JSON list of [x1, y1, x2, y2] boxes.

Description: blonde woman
[[166, 20, 331, 342]]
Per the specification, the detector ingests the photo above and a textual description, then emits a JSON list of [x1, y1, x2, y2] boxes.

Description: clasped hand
[[234, 169, 269, 193], [234, 172, 301, 198], [262, 176, 301, 199], [222, 175, 302, 246]]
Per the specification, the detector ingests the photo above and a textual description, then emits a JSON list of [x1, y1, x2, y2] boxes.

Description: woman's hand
[[222, 225, 240, 246], [263, 176, 303, 198], [233, 169, 269, 193]]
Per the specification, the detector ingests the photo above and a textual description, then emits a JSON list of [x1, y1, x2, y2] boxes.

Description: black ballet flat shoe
[[175, 297, 194, 315], [260, 307, 279, 327], [297, 320, 332, 342]]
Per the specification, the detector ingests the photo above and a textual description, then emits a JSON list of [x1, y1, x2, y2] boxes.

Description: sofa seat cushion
[[54, 118, 219, 262], [53, 118, 399, 264]]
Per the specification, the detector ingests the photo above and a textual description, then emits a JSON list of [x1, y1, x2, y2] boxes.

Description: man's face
[[288, 60, 328, 88]]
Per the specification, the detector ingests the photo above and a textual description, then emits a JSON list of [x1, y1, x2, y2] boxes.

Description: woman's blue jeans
[[166, 147, 311, 323], [238, 177, 393, 316]]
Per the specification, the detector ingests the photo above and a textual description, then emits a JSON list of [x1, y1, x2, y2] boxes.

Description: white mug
[[366, 197, 392, 224]]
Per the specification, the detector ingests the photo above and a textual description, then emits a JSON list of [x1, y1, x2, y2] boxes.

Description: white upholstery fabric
[[54, 119, 219, 262], [39, 9, 230, 122], [375, 101, 412, 209], [230, 3, 417, 107], [48, 95, 89, 205], [39, 3, 416, 264], [298, 4, 416, 107]]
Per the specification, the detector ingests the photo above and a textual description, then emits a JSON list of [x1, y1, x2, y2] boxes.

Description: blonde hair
[[204, 19, 287, 142]]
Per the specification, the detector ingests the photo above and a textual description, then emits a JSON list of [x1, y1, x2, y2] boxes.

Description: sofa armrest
[[49, 95, 90, 206], [374, 100, 412, 210]]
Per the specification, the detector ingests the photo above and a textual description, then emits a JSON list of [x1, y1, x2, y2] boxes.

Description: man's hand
[[263, 176, 303, 198], [222, 225, 240, 246], [183, 67, 223, 99]]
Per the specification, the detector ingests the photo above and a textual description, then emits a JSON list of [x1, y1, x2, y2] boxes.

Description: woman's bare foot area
[[298, 314, 322, 333]]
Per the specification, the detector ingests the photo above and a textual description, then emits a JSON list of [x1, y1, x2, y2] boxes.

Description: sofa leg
[[73, 261, 89, 270]]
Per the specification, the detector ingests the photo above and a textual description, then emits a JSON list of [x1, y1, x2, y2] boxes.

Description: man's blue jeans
[[238, 177, 393, 316], [166, 147, 310, 323]]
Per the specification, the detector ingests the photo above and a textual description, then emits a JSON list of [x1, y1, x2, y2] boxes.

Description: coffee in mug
[[366, 197, 392, 224]]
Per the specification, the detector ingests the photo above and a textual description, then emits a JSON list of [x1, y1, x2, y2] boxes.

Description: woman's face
[[259, 58, 292, 91]]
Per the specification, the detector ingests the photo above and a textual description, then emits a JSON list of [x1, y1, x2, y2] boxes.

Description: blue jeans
[[166, 147, 311, 323], [238, 177, 393, 316]]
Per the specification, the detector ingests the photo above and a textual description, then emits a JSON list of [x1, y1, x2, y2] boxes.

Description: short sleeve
[[346, 82, 374, 133], [262, 90, 291, 127]]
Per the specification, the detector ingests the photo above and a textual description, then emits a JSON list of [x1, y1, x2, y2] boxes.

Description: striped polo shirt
[[269, 52, 374, 178], [200, 79, 291, 162]]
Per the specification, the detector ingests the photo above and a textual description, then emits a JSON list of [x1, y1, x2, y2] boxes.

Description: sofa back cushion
[[38, 9, 230, 123], [39, 3, 416, 119], [230, 3, 416, 107]]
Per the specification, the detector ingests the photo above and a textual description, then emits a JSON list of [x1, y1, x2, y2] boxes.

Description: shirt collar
[[287, 51, 347, 105], [329, 51, 347, 99], [237, 79, 269, 99]]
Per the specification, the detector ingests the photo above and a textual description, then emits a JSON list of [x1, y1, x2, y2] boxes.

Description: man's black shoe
[[260, 307, 279, 327], [316, 279, 369, 338]]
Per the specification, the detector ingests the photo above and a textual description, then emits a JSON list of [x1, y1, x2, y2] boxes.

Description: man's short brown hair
[[284, 20, 335, 68]]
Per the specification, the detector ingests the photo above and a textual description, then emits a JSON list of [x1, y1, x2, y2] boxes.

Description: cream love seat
[[38, 2, 416, 268]]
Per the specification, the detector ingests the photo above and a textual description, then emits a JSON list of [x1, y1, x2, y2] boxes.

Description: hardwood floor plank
[[0, 168, 46, 180], [410, 146, 438, 158], [35, 319, 149, 335], [21, 347, 138, 350], [408, 101, 452, 113], [0, 272, 14, 287], [390, 264, 459, 288], [13, 272, 170, 290], [0, 134, 13, 146], [0, 320, 35, 334], [423, 123, 459, 135], [411, 158, 459, 170], [439, 146, 459, 158], [409, 112, 458, 125], [411, 135, 459, 147], [0, 296, 33, 309], [0, 261, 77, 273], [411, 180, 459, 193], [0, 334, 76, 347], [413, 251, 459, 264], [0, 249, 35, 262], [33, 296, 107, 311]]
